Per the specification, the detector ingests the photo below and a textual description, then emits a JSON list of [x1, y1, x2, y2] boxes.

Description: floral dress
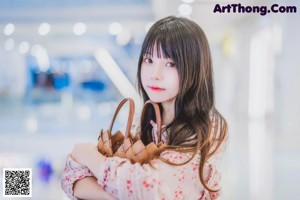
[[61, 120, 223, 200]]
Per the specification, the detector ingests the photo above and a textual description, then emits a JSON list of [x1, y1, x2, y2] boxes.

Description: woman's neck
[[161, 99, 175, 125]]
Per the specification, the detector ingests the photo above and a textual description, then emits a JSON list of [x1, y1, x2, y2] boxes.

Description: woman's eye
[[144, 58, 152, 63], [166, 62, 175, 67]]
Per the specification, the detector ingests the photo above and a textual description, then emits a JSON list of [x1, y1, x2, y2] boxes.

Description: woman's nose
[[150, 65, 162, 80]]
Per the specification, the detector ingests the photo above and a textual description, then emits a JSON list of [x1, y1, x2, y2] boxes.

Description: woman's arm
[[74, 177, 115, 200], [61, 154, 115, 200], [70, 143, 197, 199]]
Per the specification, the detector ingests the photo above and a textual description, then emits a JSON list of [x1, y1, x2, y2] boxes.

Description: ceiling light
[[178, 4, 193, 16], [4, 23, 15, 35], [38, 23, 51, 36], [108, 22, 122, 35], [116, 30, 131, 46], [19, 41, 30, 54], [73, 22, 86, 35]]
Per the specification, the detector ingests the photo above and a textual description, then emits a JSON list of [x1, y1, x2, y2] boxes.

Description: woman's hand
[[71, 143, 99, 165], [71, 143, 104, 176]]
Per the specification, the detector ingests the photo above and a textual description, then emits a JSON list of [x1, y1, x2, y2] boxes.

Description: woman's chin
[[147, 96, 172, 104], [146, 92, 176, 104], [147, 96, 163, 103]]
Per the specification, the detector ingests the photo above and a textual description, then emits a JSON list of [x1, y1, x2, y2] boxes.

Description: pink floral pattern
[[61, 152, 222, 200], [95, 150, 222, 200], [61, 119, 224, 200]]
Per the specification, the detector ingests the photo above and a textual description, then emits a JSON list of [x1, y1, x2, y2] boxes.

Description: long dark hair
[[136, 16, 228, 192]]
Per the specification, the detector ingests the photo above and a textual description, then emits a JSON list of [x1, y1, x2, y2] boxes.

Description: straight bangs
[[140, 25, 184, 70]]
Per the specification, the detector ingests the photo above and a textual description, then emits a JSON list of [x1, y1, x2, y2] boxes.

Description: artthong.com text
[[213, 3, 297, 16]]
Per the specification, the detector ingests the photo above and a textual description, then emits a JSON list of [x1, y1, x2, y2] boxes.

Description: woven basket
[[97, 98, 165, 164]]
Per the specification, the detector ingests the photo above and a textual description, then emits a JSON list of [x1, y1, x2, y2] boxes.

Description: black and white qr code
[[2, 168, 32, 197]]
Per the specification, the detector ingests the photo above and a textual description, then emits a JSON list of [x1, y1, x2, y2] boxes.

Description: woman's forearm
[[73, 176, 115, 200]]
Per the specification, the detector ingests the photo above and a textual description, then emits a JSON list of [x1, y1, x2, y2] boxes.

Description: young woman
[[61, 16, 228, 200]]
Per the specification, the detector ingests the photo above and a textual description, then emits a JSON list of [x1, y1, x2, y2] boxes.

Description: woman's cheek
[[140, 70, 147, 91]]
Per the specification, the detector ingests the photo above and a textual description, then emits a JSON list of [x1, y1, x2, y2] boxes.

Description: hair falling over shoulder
[[136, 16, 228, 192]]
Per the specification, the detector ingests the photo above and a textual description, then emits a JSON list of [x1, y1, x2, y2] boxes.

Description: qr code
[[2, 168, 32, 197]]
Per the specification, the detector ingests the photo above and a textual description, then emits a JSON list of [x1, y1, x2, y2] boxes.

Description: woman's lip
[[148, 86, 165, 91]]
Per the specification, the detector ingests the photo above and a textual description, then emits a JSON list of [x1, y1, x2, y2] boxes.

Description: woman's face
[[141, 44, 179, 105]]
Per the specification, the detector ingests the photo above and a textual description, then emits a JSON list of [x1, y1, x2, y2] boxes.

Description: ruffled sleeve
[[201, 153, 223, 200]]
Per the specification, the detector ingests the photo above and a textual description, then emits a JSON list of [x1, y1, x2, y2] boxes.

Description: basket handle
[[108, 98, 135, 137], [139, 100, 162, 143]]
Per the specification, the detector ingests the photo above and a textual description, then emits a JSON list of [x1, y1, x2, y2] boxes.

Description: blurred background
[[0, 0, 299, 199]]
